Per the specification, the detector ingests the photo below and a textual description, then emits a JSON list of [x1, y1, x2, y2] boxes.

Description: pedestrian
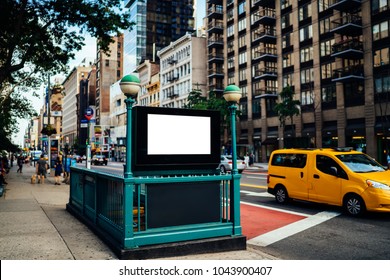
[[36, 155, 47, 184], [54, 159, 63, 185], [16, 155, 24, 173]]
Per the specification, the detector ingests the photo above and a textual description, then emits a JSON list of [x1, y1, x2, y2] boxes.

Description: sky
[[12, 0, 206, 146]]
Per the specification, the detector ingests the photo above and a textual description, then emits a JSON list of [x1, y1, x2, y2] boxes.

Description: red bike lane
[[240, 203, 307, 240]]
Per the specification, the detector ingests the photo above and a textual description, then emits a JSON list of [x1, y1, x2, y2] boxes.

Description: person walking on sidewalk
[[16, 155, 24, 173], [36, 155, 47, 184], [53, 159, 63, 185]]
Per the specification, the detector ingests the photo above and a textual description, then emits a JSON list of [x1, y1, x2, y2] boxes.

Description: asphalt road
[[81, 162, 390, 259]]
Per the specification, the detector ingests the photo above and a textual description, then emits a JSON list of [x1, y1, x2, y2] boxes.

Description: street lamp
[[223, 84, 242, 175], [119, 74, 141, 178]]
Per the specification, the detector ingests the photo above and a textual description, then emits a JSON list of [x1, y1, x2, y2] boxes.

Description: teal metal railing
[[68, 167, 241, 249]]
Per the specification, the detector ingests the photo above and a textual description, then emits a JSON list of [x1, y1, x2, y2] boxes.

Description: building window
[[238, 1, 246, 15], [374, 72, 390, 94], [374, 47, 390, 67], [300, 25, 313, 42], [266, 98, 277, 117], [300, 46, 313, 63], [281, 0, 291, 10], [318, 0, 331, 12], [321, 62, 335, 79], [322, 84, 336, 104], [239, 102, 248, 119], [228, 56, 235, 69], [373, 20, 389, 41], [344, 82, 365, 107], [300, 68, 314, 84], [239, 51, 247, 64], [227, 24, 234, 37], [319, 16, 332, 34], [372, 0, 390, 14], [320, 38, 335, 57], [301, 89, 313, 105], [239, 68, 247, 82], [283, 73, 294, 88], [227, 8, 234, 21], [241, 84, 248, 98], [238, 18, 246, 32], [299, 3, 312, 21], [282, 32, 292, 48], [283, 52, 294, 68], [281, 12, 292, 29], [252, 99, 261, 119], [238, 34, 246, 48]]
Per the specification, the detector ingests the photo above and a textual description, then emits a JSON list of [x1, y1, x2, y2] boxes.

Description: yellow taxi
[[267, 148, 390, 216]]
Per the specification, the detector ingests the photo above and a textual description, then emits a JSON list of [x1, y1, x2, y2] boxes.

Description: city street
[[82, 161, 390, 259]]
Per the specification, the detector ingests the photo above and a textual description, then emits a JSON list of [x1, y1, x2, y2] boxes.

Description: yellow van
[[267, 148, 390, 216]]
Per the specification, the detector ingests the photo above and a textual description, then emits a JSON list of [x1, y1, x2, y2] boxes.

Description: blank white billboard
[[147, 114, 211, 155]]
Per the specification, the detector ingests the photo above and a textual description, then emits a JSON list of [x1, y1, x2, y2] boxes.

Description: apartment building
[[207, 0, 390, 164], [158, 33, 207, 108]]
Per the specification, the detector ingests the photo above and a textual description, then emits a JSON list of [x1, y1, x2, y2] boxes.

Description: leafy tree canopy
[[0, 0, 133, 149], [274, 85, 301, 129]]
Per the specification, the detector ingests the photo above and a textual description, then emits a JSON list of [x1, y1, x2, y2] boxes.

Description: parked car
[[267, 147, 390, 216], [73, 155, 83, 163], [92, 155, 108, 165], [218, 155, 246, 173]]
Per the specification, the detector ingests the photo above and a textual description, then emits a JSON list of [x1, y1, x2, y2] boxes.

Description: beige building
[[136, 60, 160, 107], [158, 33, 207, 108], [207, 0, 390, 164], [62, 63, 93, 151]]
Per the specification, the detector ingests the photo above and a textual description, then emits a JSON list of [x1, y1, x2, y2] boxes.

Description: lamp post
[[223, 84, 242, 235], [119, 74, 141, 179], [223, 84, 242, 175]]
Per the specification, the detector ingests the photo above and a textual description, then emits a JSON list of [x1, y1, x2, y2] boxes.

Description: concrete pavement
[[0, 162, 276, 260]]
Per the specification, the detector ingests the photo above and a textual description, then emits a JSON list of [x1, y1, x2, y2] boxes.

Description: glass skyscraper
[[123, 0, 195, 75]]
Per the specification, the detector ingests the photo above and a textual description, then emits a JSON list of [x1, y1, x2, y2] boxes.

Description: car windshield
[[336, 154, 385, 173]]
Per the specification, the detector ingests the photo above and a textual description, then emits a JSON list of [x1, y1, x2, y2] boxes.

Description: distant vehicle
[[73, 155, 83, 163], [218, 155, 246, 173], [92, 155, 108, 165]]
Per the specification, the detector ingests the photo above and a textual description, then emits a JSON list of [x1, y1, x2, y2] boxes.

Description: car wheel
[[344, 194, 365, 216], [220, 165, 227, 174], [274, 185, 289, 204]]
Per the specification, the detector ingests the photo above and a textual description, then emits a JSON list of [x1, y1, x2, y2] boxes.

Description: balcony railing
[[331, 14, 362, 36], [331, 38, 363, 59], [329, 0, 362, 12], [254, 68, 278, 79], [332, 65, 364, 82]]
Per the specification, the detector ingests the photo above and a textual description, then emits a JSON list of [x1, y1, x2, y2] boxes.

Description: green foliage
[[0, 0, 133, 146], [0, 0, 133, 89], [274, 85, 301, 129]]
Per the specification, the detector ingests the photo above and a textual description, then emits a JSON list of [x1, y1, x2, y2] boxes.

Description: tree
[[273, 85, 301, 145], [185, 89, 239, 148], [0, 0, 133, 145]]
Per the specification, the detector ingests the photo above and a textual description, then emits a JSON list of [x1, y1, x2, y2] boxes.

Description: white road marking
[[246, 175, 268, 179], [241, 200, 311, 217], [247, 210, 341, 247], [241, 190, 274, 198]]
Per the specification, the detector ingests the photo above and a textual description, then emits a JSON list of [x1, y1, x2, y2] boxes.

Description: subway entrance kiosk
[[67, 105, 245, 259]]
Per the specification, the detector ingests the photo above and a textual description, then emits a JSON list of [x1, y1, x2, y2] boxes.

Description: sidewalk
[[0, 163, 276, 260]]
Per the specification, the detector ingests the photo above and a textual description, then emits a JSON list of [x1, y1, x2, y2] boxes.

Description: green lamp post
[[119, 74, 141, 178], [223, 84, 242, 175]]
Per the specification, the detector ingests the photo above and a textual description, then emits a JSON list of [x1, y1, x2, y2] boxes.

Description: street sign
[[84, 107, 94, 121]]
